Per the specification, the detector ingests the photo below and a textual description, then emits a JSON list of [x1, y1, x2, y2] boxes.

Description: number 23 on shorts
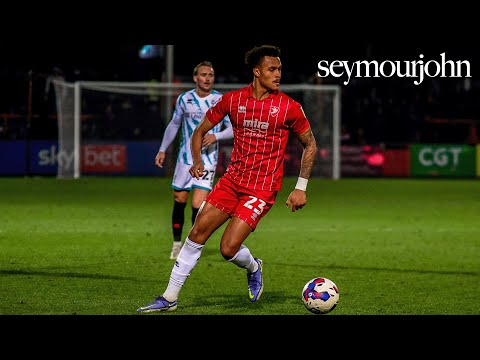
[[243, 195, 267, 222]]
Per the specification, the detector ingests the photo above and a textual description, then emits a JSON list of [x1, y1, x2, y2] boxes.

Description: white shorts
[[172, 162, 217, 192]]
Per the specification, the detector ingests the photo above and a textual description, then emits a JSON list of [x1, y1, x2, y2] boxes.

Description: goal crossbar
[[53, 80, 341, 179]]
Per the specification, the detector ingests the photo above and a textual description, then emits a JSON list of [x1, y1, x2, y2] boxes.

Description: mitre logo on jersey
[[243, 118, 269, 136], [269, 106, 279, 117], [238, 106, 246, 113]]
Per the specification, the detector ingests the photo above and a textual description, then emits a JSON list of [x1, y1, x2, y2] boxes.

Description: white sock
[[228, 245, 258, 273], [163, 237, 204, 301]]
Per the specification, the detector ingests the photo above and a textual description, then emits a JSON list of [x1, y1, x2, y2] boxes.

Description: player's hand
[[155, 151, 166, 168], [189, 161, 204, 179], [285, 189, 307, 212], [202, 134, 217, 147]]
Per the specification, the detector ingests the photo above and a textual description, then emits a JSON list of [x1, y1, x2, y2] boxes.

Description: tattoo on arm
[[297, 129, 317, 179]]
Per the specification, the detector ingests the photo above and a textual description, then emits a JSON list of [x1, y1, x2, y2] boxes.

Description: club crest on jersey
[[238, 106, 246, 113], [243, 118, 269, 136], [269, 106, 280, 117]]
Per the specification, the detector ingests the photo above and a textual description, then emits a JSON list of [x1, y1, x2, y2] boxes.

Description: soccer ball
[[302, 277, 339, 314]]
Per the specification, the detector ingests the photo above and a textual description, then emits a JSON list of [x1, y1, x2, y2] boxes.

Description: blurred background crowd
[[1, 43, 478, 147]]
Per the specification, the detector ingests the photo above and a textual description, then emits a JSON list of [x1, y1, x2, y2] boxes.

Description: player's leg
[[221, 217, 264, 302], [169, 162, 193, 259], [159, 202, 230, 305], [170, 190, 188, 259], [157, 177, 236, 303], [137, 176, 235, 313], [172, 190, 189, 241], [222, 189, 277, 302], [191, 188, 209, 224], [191, 164, 216, 224]]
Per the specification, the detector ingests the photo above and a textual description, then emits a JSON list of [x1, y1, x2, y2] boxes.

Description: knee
[[220, 243, 238, 260], [188, 226, 203, 241]]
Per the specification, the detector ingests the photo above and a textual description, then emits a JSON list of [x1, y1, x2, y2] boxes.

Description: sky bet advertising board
[[0, 141, 163, 176]]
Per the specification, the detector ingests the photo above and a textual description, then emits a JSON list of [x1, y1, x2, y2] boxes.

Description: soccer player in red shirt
[[138, 45, 317, 313]]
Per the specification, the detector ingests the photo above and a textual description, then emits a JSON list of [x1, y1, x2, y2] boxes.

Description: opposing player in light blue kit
[[155, 61, 233, 259]]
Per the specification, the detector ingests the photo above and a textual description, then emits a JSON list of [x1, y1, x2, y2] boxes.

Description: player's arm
[[190, 115, 215, 179], [155, 100, 183, 168], [286, 128, 317, 212], [297, 128, 317, 180], [214, 116, 234, 141], [202, 116, 233, 146]]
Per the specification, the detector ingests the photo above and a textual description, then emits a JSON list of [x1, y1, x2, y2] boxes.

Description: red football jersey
[[206, 83, 311, 191]]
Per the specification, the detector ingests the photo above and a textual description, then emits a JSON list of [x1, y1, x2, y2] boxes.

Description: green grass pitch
[[0, 176, 478, 315]]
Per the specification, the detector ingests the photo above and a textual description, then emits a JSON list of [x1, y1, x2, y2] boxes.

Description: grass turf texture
[[0, 177, 478, 315]]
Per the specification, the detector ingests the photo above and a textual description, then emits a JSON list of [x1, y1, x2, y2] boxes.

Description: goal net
[[53, 81, 341, 179]]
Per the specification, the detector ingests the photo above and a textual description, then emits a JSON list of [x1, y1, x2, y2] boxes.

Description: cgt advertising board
[[410, 144, 476, 177]]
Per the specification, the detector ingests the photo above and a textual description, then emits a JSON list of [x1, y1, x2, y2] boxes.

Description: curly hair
[[244, 45, 281, 71]]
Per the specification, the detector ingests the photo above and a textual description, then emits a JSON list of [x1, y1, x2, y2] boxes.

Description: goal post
[[52, 79, 80, 179], [53, 81, 341, 179]]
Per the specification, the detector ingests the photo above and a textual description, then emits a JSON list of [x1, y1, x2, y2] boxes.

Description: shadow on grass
[[196, 257, 479, 277], [173, 291, 300, 314], [302, 264, 479, 277], [0, 269, 135, 280]]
